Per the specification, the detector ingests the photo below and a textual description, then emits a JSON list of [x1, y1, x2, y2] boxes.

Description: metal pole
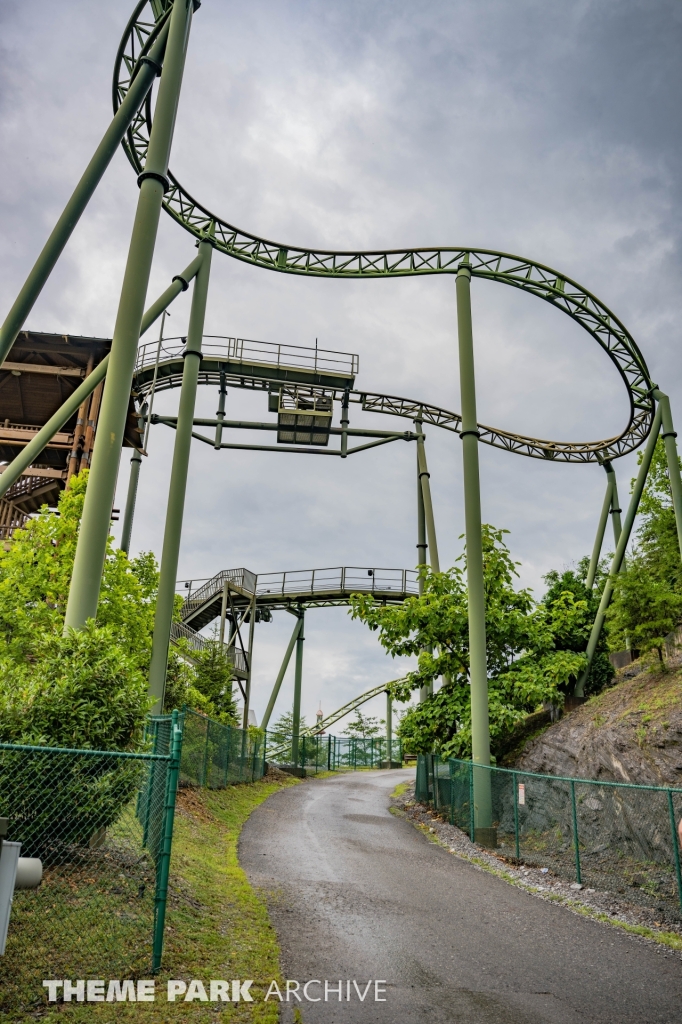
[[64, 0, 194, 632], [152, 707, 182, 973], [386, 691, 392, 768], [218, 582, 229, 646], [605, 462, 623, 547], [260, 614, 303, 731], [456, 260, 493, 842], [0, 17, 173, 368], [416, 425, 440, 572], [340, 388, 350, 458], [214, 372, 227, 449], [654, 390, 682, 562], [121, 309, 168, 554], [242, 595, 257, 731], [148, 238, 212, 711], [291, 608, 305, 766], [575, 403, 663, 697], [586, 470, 613, 590]]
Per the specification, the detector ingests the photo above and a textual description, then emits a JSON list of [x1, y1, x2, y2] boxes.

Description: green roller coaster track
[[2, 0, 682, 844]]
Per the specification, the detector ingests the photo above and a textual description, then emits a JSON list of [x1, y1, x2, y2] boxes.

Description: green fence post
[[449, 760, 454, 825], [433, 755, 439, 811], [201, 717, 210, 787], [570, 780, 582, 884], [469, 761, 475, 842], [64, 0, 194, 632], [513, 772, 520, 860], [667, 790, 682, 913], [152, 708, 182, 973]]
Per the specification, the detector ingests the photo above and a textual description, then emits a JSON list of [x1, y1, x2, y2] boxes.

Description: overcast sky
[[1, 0, 681, 732]]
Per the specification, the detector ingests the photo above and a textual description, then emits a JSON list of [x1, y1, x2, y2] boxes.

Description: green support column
[[654, 390, 682, 561], [605, 462, 622, 546], [291, 608, 305, 766], [386, 691, 393, 768], [416, 419, 440, 702], [575, 403, 663, 697], [0, 17, 172, 368], [261, 614, 303, 731], [148, 238, 212, 712], [586, 468, 613, 590], [218, 582, 229, 645], [456, 260, 494, 845], [214, 372, 227, 449], [64, 0, 194, 632]]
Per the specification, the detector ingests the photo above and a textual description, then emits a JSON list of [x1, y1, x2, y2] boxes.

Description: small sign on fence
[[518, 783, 525, 806]]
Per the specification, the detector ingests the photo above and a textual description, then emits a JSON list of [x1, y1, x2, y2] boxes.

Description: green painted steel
[[586, 470, 613, 590], [416, 425, 440, 572], [456, 262, 492, 831], [151, 708, 181, 972], [386, 692, 392, 766], [291, 609, 305, 766], [242, 595, 257, 731], [260, 614, 303, 731], [116, 4, 655, 467], [575, 403, 663, 697], [654, 389, 682, 562], [64, 0, 194, 632], [0, 13, 172, 370], [605, 461, 622, 546], [149, 238, 212, 713]]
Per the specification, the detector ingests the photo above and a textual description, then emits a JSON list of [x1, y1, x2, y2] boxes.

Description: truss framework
[[115, 1, 655, 466]]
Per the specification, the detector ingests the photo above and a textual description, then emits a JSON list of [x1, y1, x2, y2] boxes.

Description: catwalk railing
[[416, 755, 682, 923]]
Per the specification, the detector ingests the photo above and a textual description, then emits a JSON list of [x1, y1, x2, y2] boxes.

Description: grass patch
[[3, 776, 299, 1023], [391, 781, 411, 799]]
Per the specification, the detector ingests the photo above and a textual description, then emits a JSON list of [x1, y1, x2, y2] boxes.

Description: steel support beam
[[605, 462, 623, 547], [0, 17, 172, 368], [586, 469, 613, 590], [261, 614, 303, 731], [456, 261, 493, 840], [148, 238, 212, 712], [64, 0, 194, 632], [243, 595, 257, 731], [654, 389, 682, 562], [291, 608, 305, 766], [575, 403, 663, 697]]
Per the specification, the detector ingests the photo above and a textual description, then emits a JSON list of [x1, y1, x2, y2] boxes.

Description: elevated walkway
[[178, 565, 419, 628], [134, 335, 358, 394]]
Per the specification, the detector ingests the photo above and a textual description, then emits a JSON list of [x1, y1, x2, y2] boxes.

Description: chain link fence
[[0, 713, 182, 1017], [266, 733, 403, 772], [178, 707, 266, 786], [417, 755, 682, 923]]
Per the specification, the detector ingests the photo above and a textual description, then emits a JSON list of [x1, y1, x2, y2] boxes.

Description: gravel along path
[[240, 769, 682, 1024], [395, 783, 682, 951]]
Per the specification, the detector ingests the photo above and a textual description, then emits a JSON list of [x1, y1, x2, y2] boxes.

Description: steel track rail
[[116, 1, 655, 465]]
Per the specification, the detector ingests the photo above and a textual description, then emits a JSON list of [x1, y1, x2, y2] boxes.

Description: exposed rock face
[[515, 669, 682, 787]]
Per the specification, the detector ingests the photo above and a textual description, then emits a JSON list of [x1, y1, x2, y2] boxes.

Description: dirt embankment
[[515, 668, 682, 786]]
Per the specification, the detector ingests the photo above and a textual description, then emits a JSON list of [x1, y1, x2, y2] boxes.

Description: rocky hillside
[[514, 666, 682, 787]]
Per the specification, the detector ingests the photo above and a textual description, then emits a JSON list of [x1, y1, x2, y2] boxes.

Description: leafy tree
[[342, 710, 383, 738], [163, 634, 238, 724], [542, 558, 613, 695], [271, 708, 307, 742], [607, 439, 682, 660], [0, 473, 156, 750], [350, 526, 587, 759]]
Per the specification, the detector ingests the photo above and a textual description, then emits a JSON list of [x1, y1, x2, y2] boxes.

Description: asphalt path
[[239, 769, 682, 1023]]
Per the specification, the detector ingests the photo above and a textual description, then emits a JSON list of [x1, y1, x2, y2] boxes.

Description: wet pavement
[[239, 769, 682, 1023]]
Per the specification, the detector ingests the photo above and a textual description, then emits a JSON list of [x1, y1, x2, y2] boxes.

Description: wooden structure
[[0, 331, 141, 537]]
